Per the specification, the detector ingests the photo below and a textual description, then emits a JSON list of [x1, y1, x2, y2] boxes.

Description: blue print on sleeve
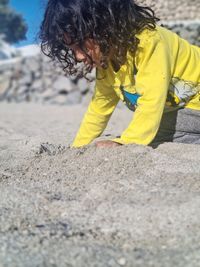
[[120, 86, 141, 111]]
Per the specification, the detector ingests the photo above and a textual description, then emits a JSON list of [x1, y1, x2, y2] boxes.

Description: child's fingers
[[95, 140, 122, 148]]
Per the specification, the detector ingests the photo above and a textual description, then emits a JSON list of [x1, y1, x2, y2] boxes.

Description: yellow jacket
[[72, 25, 200, 147]]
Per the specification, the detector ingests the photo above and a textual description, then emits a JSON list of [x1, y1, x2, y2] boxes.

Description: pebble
[[118, 257, 127, 266]]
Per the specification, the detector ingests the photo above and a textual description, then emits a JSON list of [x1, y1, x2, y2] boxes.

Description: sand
[[0, 102, 200, 267]]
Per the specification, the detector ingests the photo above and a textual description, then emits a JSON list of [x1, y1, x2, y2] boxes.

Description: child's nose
[[75, 50, 86, 62]]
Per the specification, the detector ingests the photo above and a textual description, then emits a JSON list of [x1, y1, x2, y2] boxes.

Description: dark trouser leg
[[151, 108, 200, 146]]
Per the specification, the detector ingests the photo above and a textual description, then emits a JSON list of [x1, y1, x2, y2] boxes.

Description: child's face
[[64, 34, 102, 68]]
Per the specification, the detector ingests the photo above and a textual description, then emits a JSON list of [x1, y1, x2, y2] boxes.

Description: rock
[[17, 44, 40, 58], [38, 143, 66, 155], [117, 258, 126, 266], [40, 89, 57, 101], [88, 80, 95, 92], [0, 75, 10, 99], [164, 22, 200, 46], [15, 93, 29, 103], [49, 94, 68, 105], [5, 80, 18, 101], [0, 58, 20, 72], [77, 78, 90, 94], [25, 57, 40, 72], [31, 80, 43, 92], [53, 76, 73, 92], [33, 71, 41, 79], [42, 76, 53, 89], [66, 90, 82, 105], [19, 73, 32, 86], [17, 86, 28, 96], [19, 71, 33, 85], [29, 92, 40, 103]]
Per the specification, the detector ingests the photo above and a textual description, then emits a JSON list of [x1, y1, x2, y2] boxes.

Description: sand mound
[[0, 103, 200, 267]]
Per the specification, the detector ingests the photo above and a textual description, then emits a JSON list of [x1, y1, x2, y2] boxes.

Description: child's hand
[[95, 140, 122, 148]]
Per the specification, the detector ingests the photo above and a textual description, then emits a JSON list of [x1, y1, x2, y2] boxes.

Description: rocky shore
[[0, 21, 199, 106]]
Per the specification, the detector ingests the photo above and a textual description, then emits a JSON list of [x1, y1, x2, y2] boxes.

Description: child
[[39, 0, 200, 148]]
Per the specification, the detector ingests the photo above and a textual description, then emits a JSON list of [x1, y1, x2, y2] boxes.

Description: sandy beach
[[0, 102, 200, 267]]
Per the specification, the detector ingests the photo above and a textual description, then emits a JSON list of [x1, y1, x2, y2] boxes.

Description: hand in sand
[[95, 140, 122, 148]]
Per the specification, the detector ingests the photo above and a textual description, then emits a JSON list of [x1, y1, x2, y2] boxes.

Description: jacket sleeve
[[72, 71, 119, 147], [112, 34, 172, 145]]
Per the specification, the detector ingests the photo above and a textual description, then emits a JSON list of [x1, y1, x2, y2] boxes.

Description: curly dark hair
[[39, 0, 159, 78]]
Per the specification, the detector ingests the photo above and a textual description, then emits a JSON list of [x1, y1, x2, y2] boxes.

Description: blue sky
[[10, 0, 46, 47]]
